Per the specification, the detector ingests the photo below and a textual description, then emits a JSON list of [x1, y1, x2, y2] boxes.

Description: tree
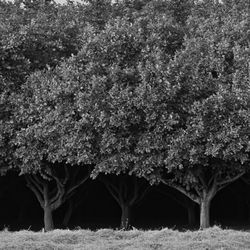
[[0, 0, 90, 176], [0, 0, 87, 84], [10, 0, 249, 231], [28, 13, 184, 229], [62, 185, 89, 228], [139, 0, 193, 25], [74, 14, 184, 221], [0, 74, 21, 178], [81, 0, 113, 30], [134, 0, 249, 229], [25, 164, 90, 231], [157, 186, 197, 227], [99, 174, 150, 229], [0, 1, 98, 230], [12, 65, 97, 230]]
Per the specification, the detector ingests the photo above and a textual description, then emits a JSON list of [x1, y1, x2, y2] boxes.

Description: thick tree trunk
[[186, 201, 196, 227], [44, 205, 54, 232], [25, 168, 90, 232], [199, 196, 211, 229], [120, 204, 131, 230], [43, 182, 54, 232]]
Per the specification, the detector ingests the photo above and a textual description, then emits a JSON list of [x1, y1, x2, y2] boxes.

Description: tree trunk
[[199, 196, 211, 229], [44, 205, 54, 232], [120, 204, 131, 230], [186, 201, 196, 227], [63, 200, 73, 228]]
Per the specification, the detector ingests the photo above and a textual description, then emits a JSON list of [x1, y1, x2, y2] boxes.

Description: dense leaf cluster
[[0, 0, 249, 230]]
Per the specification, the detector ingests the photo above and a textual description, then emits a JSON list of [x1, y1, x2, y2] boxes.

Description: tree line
[[0, 0, 249, 231]]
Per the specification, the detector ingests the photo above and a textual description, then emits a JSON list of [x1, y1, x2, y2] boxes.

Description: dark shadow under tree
[[25, 164, 90, 231]]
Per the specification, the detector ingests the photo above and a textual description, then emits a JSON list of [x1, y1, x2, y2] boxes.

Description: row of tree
[[0, 0, 249, 231]]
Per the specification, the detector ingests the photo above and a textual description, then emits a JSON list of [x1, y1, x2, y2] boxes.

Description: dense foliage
[[0, 0, 249, 231]]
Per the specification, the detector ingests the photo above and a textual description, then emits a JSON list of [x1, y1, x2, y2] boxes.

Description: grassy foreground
[[0, 226, 250, 250]]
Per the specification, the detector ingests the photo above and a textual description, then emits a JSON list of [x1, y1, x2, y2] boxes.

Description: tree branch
[[217, 171, 245, 192], [104, 181, 121, 205], [208, 172, 218, 189], [118, 180, 124, 203], [50, 174, 65, 207], [63, 165, 70, 185], [134, 185, 151, 206], [207, 177, 218, 200], [196, 172, 208, 190], [29, 175, 44, 194], [156, 188, 187, 207], [193, 185, 202, 198], [65, 171, 90, 200], [161, 179, 200, 204], [40, 165, 53, 181], [25, 175, 44, 208], [43, 182, 50, 206], [129, 176, 139, 206], [33, 175, 45, 187]]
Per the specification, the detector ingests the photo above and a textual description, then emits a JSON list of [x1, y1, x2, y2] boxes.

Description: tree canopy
[[0, 0, 249, 230]]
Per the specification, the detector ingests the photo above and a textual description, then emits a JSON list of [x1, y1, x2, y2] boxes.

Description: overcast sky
[[55, 0, 83, 3]]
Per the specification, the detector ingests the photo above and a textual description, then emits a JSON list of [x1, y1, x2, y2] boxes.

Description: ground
[[0, 226, 250, 249]]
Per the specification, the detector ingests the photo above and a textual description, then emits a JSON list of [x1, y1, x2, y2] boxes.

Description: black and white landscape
[[0, 0, 249, 249]]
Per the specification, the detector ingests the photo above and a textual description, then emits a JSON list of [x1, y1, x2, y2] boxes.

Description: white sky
[[55, 0, 83, 3]]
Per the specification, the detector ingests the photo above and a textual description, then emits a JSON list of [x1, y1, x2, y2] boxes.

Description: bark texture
[[44, 205, 54, 231], [199, 195, 211, 229], [121, 204, 131, 229]]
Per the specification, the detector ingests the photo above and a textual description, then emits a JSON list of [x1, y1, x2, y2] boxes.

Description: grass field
[[0, 226, 250, 249]]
